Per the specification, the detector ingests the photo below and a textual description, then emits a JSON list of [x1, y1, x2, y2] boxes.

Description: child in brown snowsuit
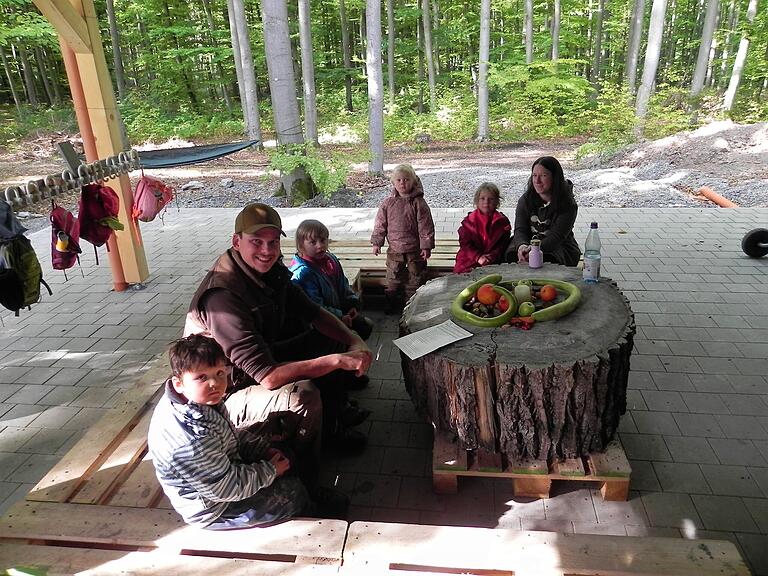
[[370, 164, 435, 312]]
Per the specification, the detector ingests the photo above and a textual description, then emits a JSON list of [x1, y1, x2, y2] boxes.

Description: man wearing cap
[[185, 203, 373, 462]]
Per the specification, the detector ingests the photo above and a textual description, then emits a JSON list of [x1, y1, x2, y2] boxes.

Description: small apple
[[518, 301, 536, 316]]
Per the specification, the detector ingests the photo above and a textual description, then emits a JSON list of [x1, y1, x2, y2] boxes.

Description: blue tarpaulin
[[137, 140, 260, 169]]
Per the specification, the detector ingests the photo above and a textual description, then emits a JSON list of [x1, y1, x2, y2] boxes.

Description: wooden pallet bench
[[0, 356, 346, 574], [433, 434, 632, 501], [282, 238, 459, 292], [342, 521, 751, 576]]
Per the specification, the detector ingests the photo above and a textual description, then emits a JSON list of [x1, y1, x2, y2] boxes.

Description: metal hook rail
[[3, 149, 141, 211]]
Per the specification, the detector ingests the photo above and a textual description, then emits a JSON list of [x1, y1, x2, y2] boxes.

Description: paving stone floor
[[1, 206, 767, 574]]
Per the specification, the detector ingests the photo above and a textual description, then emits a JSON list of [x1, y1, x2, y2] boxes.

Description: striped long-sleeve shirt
[[148, 381, 276, 527]]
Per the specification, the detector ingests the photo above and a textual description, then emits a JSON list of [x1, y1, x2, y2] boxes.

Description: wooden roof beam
[[32, 0, 91, 53]]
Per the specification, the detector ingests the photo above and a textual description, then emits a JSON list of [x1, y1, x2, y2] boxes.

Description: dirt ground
[[2, 121, 766, 235]]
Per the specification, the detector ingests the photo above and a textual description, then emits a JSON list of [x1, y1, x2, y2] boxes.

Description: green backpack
[[0, 202, 51, 315]]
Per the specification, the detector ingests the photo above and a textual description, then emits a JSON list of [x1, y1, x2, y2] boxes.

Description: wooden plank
[[0, 501, 347, 565], [26, 358, 167, 503], [513, 477, 551, 499], [108, 455, 164, 508], [588, 439, 632, 478], [507, 458, 548, 475], [552, 457, 586, 477], [71, 406, 154, 505], [600, 479, 631, 501], [343, 521, 751, 576], [0, 543, 340, 575]]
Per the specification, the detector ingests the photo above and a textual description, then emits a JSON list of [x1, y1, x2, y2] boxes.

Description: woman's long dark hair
[[523, 156, 576, 213]]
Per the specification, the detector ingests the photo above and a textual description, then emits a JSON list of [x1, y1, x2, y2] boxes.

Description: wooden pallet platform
[[343, 521, 750, 576], [0, 355, 347, 574], [432, 434, 632, 501]]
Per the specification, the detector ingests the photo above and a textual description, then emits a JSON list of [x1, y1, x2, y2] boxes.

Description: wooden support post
[[33, 0, 148, 290]]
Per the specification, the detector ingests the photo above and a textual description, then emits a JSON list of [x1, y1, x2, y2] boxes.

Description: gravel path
[[7, 120, 768, 235]]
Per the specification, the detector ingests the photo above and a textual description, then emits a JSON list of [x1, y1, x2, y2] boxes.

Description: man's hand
[[346, 307, 359, 319], [337, 348, 373, 377], [372, 245, 381, 255], [421, 249, 431, 260], [477, 254, 490, 266], [269, 450, 290, 476], [341, 314, 353, 327]]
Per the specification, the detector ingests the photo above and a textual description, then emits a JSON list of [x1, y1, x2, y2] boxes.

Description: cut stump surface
[[400, 264, 635, 461]]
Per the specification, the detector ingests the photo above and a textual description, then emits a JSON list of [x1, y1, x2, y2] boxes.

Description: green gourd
[[451, 274, 517, 327]]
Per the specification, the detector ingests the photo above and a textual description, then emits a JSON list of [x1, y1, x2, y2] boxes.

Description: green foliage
[[268, 145, 349, 199], [574, 83, 637, 157], [119, 99, 244, 142], [0, 104, 76, 150], [643, 85, 695, 140], [488, 60, 594, 139]]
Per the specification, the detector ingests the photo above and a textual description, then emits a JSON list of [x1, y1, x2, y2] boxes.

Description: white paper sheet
[[392, 320, 473, 360]]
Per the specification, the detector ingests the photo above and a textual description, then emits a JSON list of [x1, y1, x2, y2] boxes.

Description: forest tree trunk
[[477, 0, 490, 141], [229, 0, 262, 141], [422, 0, 437, 112], [635, 0, 668, 122], [366, 0, 385, 173], [723, 0, 758, 110], [298, 0, 318, 144], [106, 0, 127, 100]]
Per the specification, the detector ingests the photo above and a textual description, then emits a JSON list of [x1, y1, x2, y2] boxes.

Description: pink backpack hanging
[[50, 204, 82, 276], [79, 183, 125, 264], [132, 174, 174, 222]]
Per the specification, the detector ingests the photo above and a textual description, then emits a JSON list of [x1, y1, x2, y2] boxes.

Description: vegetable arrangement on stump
[[400, 264, 635, 461]]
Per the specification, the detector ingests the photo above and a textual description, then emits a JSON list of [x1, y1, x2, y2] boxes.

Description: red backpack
[[50, 204, 82, 274], [132, 175, 174, 222], [78, 183, 125, 264]]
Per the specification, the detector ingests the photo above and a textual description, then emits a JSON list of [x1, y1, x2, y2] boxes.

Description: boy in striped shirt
[[149, 335, 335, 529]]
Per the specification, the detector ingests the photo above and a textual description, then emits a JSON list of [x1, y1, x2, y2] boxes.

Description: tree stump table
[[399, 264, 636, 499]]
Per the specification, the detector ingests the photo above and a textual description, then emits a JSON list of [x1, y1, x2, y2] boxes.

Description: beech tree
[[366, 0, 384, 173], [635, 0, 668, 120], [625, 0, 646, 92], [524, 0, 533, 64], [422, 0, 437, 111], [477, 0, 490, 140], [298, 0, 318, 144], [690, 0, 719, 97], [723, 0, 759, 110], [228, 0, 261, 142]]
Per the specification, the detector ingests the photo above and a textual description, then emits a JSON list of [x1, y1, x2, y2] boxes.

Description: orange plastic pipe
[[698, 186, 739, 208]]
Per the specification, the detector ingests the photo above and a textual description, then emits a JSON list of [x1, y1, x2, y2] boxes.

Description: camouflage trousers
[[385, 250, 427, 300]]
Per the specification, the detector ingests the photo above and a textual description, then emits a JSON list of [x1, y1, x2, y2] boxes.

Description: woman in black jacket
[[505, 156, 581, 266]]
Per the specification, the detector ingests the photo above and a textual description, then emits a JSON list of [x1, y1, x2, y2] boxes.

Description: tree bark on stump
[[400, 264, 635, 461]]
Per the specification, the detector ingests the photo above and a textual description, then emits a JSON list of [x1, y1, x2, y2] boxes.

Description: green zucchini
[[527, 279, 582, 322], [450, 275, 517, 328]]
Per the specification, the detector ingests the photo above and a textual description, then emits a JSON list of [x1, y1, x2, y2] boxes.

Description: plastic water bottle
[[583, 221, 601, 284]]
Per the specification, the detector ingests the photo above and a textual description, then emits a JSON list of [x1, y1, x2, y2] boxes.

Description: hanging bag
[[132, 174, 174, 222], [78, 183, 125, 264], [50, 203, 82, 275]]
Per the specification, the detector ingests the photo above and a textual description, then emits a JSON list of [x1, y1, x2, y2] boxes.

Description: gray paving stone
[[649, 372, 695, 392], [350, 473, 401, 508], [749, 467, 768, 498], [543, 487, 597, 523], [745, 497, 768, 533], [10, 453, 61, 483], [17, 427, 77, 455], [619, 433, 672, 461], [727, 375, 768, 395], [0, 452, 30, 481], [59, 407, 109, 430], [653, 462, 712, 494], [631, 411, 681, 435], [45, 368, 89, 387], [396, 476, 446, 512], [664, 436, 720, 464], [625, 525, 682, 537], [735, 533, 768, 576], [641, 390, 688, 412], [640, 492, 703, 529], [6, 385, 56, 405], [672, 413, 726, 438], [709, 438, 768, 466], [716, 414, 768, 440], [701, 464, 764, 497], [684, 393, 731, 414], [381, 447, 430, 477], [30, 405, 81, 429], [0, 405, 45, 428]]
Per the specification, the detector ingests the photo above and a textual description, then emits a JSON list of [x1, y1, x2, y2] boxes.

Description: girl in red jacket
[[454, 183, 511, 274]]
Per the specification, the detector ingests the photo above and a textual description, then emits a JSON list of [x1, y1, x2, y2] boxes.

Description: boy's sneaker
[[310, 486, 350, 520], [338, 402, 371, 428]]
